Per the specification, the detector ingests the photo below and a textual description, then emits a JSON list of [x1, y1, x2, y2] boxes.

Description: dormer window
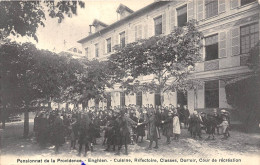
[[92, 19, 108, 32], [116, 4, 134, 20]]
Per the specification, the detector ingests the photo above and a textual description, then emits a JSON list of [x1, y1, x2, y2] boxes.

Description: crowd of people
[[33, 104, 231, 156]]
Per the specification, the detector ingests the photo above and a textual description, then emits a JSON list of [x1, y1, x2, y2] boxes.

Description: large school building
[[78, 0, 259, 112]]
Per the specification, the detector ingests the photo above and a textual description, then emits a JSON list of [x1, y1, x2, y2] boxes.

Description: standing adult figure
[[78, 113, 91, 156], [139, 109, 160, 150], [52, 112, 65, 154]]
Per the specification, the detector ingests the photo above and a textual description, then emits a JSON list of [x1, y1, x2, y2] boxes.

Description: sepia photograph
[[0, 0, 260, 165]]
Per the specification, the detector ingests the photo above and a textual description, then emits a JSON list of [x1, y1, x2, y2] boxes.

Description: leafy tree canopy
[[108, 20, 203, 98], [61, 58, 113, 105], [0, 42, 81, 109], [0, 0, 85, 41]]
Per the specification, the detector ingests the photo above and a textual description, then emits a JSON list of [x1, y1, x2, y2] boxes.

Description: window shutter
[[197, 0, 204, 21], [218, 31, 227, 58], [102, 40, 105, 55], [230, 0, 239, 9], [162, 12, 166, 34], [111, 35, 114, 50], [144, 23, 148, 38], [148, 19, 154, 37], [170, 8, 175, 32], [219, 0, 226, 13], [115, 33, 118, 46], [200, 46, 204, 60], [135, 25, 138, 41], [187, 1, 194, 21], [89, 47, 91, 59], [138, 24, 142, 40], [231, 27, 240, 56], [130, 25, 135, 42]]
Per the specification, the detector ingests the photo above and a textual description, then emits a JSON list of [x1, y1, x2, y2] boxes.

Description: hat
[[220, 109, 227, 113]]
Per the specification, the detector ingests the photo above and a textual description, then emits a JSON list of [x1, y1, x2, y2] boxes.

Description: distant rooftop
[[78, 1, 170, 43], [116, 4, 134, 14]]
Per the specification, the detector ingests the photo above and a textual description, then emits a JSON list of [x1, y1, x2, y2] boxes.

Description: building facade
[[78, 0, 259, 112]]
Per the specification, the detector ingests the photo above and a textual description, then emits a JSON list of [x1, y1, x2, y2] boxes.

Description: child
[[172, 112, 181, 141], [218, 117, 229, 139]]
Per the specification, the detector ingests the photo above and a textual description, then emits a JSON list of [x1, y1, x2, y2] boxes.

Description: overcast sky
[[25, 0, 154, 52]]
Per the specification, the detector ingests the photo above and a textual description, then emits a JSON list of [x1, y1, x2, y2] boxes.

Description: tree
[[225, 42, 260, 132], [0, 0, 85, 41], [0, 42, 81, 136], [108, 20, 203, 105], [62, 58, 113, 109]]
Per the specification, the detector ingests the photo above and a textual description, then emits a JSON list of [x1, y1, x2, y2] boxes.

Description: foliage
[[0, 42, 80, 109], [108, 20, 203, 101], [0, 0, 85, 41], [61, 58, 113, 106]]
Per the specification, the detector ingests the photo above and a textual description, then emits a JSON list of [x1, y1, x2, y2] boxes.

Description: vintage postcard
[[0, 0, 259, 165]]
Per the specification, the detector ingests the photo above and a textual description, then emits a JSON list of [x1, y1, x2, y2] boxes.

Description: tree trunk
[[66, 103, 69, 111], [160, 91, 164, 106], [82, 103, 85, 111], [23, 105, 29, 138], [48, 97, 52, 110], [48, 102, 51, 109]]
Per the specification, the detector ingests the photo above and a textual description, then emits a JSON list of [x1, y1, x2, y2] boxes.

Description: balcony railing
[[194, 54, 249, 73]]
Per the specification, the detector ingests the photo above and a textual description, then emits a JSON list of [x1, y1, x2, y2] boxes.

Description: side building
[[78, 0, 259, 112]]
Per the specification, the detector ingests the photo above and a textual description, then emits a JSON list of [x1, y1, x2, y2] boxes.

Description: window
[[155, 93, 161, 106], [205, 34, 218, 61], [84, 47, 88, 58], [95, 43, 99, 57], [136, 92, 142, 106], [205, 0, 218, 18], [205, 80, 219, 108], [154, 15, 162, 35], [120, 31, 126, 48], [177, 91, 187, 106], [240, 23, 259, 54], [106, 38, 111, 53], [241, 0, 256, 6], [120, 92, 125, 106], [177, 5, 187, 27]]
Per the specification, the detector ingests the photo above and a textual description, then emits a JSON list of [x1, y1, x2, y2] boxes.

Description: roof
[[78, 1, 170, 44], [92, 19, 108, 27], [116, 4, 134, 14]]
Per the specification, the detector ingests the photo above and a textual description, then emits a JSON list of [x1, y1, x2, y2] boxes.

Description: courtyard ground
[[1, 120, 260, 165]]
